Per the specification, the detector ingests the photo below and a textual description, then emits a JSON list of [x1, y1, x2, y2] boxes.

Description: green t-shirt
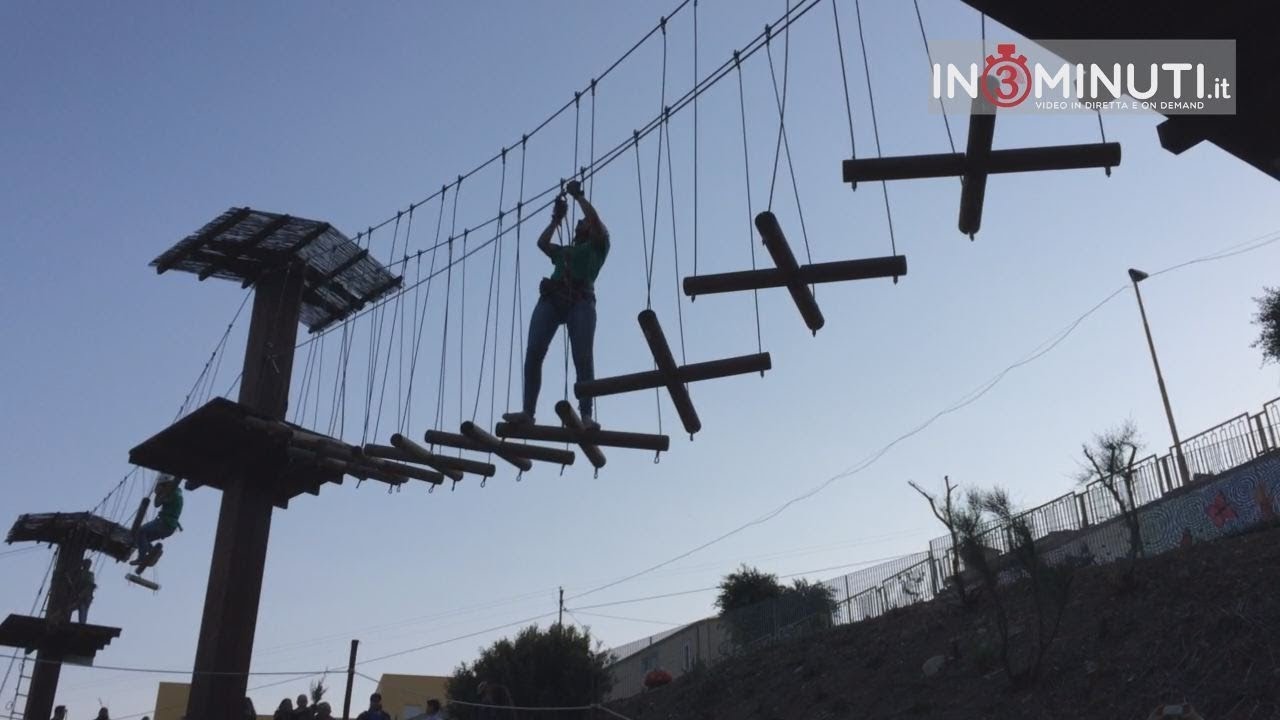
[[158, 488, 184, 531], [548, 229, 609, 292]]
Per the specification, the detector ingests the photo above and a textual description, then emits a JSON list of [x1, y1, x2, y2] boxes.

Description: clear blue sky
[[2, 0, 1277, 715]]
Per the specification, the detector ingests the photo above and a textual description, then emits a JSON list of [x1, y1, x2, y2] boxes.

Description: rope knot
[[764, 24, 772, 42], [659, 15, 667, 32], [733, 49, 741, 67]]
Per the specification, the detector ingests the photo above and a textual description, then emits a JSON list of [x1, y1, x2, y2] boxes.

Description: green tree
[[715, 567, 837, 648], [446, 623, 612, 720], [715, 565, 784, 646], [1253, 287, 1280, 365]]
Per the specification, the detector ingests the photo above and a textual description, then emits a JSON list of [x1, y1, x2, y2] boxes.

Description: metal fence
[[604, 397, 1280, 700]]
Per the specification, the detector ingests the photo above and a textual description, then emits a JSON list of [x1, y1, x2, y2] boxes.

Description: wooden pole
[[343, 639, 359, 720], [958, 84, 997, 237], [638, 310, 700, 434], [22, 542, 84, 720], [756, 211, 824, 332], [554, 401, 607, 469], [186, 265, 305, 719]]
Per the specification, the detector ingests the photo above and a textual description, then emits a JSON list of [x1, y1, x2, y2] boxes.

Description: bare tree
[[1078, 422, 1144, 581], [909, 476, 977, 607], [958, 487, 1074, 688]]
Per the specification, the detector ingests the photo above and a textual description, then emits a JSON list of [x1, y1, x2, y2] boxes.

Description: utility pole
[[558, 587, 564, 626], [1128, 268, 1192, 486], [343, 639, 359, 720]]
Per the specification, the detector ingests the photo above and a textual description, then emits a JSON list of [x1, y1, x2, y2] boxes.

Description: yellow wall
[[151, 681, 271, 720], [371, 673, 450, 720]]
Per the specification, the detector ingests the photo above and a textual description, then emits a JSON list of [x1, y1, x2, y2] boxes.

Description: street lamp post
[[1128, 268, 1192, 487]]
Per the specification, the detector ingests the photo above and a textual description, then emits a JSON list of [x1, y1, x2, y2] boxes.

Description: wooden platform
[[128, 397, 347, 508], [150, 207, 402, 332], [6, 513, 134, 562], [0, 614, 121, 659]]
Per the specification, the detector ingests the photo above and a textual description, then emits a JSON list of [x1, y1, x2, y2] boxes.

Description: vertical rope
[[832, 0, 857, 163], [912, 0, 959, 154], [854, 0, 900, 263], [735, 53, 764, 358], [692, 0, 700, 276], [664, 109, 689, 368]]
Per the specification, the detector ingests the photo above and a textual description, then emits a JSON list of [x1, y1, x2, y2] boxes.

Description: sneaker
[[502, 411, 534, 425]]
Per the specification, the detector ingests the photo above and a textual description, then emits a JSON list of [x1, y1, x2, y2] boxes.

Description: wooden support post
[[756, 211, 824, 332], [639, 309, 700, 434], [554, 401, 607, 469], [495, 422, 670, 453], [959, 85, 997, 238], [22, 542, 85, 720], [343, 639, 358, 720], [186, 265, 305, 719]]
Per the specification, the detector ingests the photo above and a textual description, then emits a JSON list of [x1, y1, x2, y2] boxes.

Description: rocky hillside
[[611, 524, 1280, 719]]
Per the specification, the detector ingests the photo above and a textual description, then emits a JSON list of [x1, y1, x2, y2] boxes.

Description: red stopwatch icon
[[982, 43, 1032, 108]]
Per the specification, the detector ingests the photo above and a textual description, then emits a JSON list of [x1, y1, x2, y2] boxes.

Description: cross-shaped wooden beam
[[842, 79, 1121, 238], [683, 211, 907, 333], [425, 426, 576, 473], [575, 310, 772, 435]]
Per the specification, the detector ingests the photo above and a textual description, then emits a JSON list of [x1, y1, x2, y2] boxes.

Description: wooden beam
[[958, 88, 997, 237], [240, 222, 333, 288], [495, 421, 670, 453], [756, 211, 823, 332], [575, 353, 771, 399], [367, 441, 496, 478], [157, 207, 252, 274], [387, 434, 464, 482], [684, 255, 906, 296], [198, 214, 292, 281], [638, 309, 700, 434], [425, 428, 576, 469], [554, 401, 606, 469]]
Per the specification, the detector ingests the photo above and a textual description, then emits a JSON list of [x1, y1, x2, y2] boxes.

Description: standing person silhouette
[[503, 179, 609, 429]]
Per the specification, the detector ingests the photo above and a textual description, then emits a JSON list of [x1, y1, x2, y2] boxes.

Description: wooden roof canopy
[[150, 207, 403, 332], [6, 513, 134, 562]]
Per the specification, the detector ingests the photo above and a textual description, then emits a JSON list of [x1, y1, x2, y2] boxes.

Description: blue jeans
[[135, 519, 174, 559], [523, 294, 596, 419]]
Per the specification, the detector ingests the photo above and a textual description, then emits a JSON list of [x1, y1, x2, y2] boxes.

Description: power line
[[566, 226, 1280, 603]]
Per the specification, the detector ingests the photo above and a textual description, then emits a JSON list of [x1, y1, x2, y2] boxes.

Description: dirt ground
[[610, 523, 1280, 720]]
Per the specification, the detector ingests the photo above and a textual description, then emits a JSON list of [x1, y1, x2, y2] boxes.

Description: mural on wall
[[1045, 452, 1280, 567]]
